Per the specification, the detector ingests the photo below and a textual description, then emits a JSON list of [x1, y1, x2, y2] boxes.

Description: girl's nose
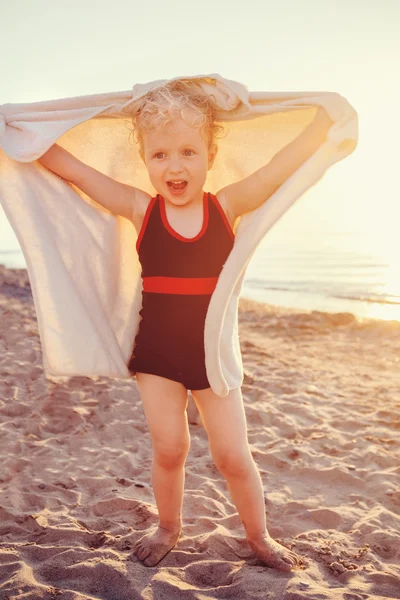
[[169, 157, 184, 172]]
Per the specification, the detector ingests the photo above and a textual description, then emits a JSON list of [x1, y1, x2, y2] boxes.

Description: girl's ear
[[208, 144, 218, 170]]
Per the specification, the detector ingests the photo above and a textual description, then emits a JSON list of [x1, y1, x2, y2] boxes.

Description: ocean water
[[242, 227, 400, 322], [1, 215, 399, 323]]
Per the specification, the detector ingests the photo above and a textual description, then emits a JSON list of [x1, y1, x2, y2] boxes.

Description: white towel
[[0, 73, 358, 396]]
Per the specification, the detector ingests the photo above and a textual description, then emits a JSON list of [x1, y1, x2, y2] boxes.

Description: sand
[[0, 263, 399, 600]]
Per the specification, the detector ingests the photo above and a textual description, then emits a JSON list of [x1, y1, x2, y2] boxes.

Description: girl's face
[[141, 117, 218, 207]]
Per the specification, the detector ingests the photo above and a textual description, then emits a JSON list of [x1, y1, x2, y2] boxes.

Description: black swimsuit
[[127, 191, 235, 390]]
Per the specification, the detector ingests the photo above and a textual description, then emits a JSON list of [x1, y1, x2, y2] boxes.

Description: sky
[[1, 0, 399, 254]]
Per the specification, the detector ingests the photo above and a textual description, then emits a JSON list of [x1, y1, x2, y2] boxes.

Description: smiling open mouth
[[167, 181, 188, 193]]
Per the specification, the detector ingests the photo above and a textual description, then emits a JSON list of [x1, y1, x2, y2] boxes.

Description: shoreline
[[1, 264, 399, 598], [2, 263, 400, 328], [2, 259, 399, 325]]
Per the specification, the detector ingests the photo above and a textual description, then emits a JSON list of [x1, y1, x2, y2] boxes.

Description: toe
[[138, 547, 150, 561], [290, 552, 305, 569], [135, 544, 145, 558], [280, 560, 293, 572], [280, 551, 299, 570], [291, 551, 302, 564]]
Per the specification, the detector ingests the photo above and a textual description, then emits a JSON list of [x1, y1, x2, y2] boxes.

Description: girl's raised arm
[[218, 108, 334, 220], [38, 143, 142, 222]]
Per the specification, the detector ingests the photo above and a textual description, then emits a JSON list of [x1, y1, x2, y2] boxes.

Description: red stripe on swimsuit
[[142, 276, 219, 294]]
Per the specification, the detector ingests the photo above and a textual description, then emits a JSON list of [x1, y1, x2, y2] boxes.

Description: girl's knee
[[153, 439, 190, 469], [212, 448, 253, 477]]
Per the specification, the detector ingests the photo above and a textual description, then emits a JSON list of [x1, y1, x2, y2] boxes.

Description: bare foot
[[132, 525, 181, 567], [247, 533, 305, 571]]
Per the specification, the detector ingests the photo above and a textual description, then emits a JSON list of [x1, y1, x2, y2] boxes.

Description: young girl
[[38, 80, 331, 570]]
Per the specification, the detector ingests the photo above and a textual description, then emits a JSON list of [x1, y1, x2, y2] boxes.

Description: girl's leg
[[132, 373, 190, 567], [191, 386, 304, 571]]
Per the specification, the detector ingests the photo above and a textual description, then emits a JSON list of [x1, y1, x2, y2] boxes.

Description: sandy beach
[[0, 262, 399, 600]]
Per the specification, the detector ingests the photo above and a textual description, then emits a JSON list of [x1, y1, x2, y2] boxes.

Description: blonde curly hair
[[130, 80, 225, 159]]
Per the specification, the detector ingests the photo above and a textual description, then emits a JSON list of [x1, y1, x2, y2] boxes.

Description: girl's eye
[[153, 150, 194, 159]]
